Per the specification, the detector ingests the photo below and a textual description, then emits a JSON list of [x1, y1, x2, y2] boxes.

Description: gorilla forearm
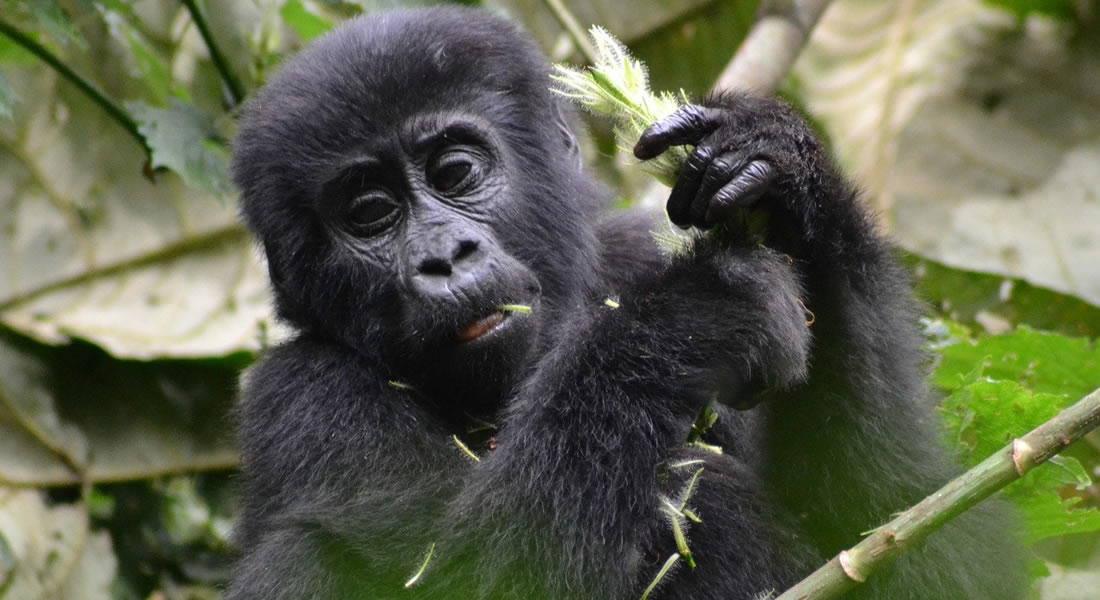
[[638, 90, 1026, 593], [427, 245, 812, 597]]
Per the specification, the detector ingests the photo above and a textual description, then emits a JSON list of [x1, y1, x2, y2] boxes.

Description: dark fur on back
[[228, 6, 1026, 599]]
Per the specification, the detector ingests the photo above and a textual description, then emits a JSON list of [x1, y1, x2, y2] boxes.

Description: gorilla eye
[[346, 195, 398, 233], [429, 153, 475, 193]]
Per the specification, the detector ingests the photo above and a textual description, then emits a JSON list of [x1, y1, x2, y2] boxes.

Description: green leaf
[[934, 327, 1100, 400], [97, 6, 177, 105], [0, 69, 15, 120], [25, 0, 87, 49], [983, 0, 1076, 20], [939, 377, 1100, 542], [0, 332, 238, 486], [1047, 455, 1091, 488], [0, 35, 36, 65], [933, 326, 1100, 542], [909, 254, 1100, 338], [281, 0, 336, 41], [157, 476, 232, 547], [128, 99, 231, 197]]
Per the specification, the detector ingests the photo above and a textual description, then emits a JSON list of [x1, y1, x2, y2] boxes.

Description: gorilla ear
[[553, 102, 582, 170]]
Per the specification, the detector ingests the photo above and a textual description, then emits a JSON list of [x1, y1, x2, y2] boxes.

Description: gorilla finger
[[688, 152, 743, 228], [633, 105, 721, 160], [666, 145, 718, 228], [703, 160, 776, 225]]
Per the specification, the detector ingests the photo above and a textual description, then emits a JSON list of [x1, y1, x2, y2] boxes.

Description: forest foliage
[[0, 1, 1098, 598]]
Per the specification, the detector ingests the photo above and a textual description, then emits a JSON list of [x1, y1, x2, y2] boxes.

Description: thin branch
[[182, 0, 245, 105], [776, 387, 1100, 600], [542, 0, 598, 64], [714, 0, 834, 94], [0, 20, 150, 155]]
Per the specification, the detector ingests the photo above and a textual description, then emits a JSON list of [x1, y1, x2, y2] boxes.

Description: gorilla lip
[[459, 311, 507, 342]]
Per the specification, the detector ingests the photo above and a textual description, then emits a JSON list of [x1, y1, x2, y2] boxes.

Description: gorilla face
[[316, 113, 544, 402], [233, 12, 601, 409]]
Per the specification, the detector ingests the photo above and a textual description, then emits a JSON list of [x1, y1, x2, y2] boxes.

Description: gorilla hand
[[633, 92, 839, 253]]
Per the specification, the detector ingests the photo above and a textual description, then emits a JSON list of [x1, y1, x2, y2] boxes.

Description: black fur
[[228, 6, 1026, 599]]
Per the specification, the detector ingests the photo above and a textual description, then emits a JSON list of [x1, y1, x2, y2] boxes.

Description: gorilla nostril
[[418, 257, 452, 277], [454, 239, 479, 263]]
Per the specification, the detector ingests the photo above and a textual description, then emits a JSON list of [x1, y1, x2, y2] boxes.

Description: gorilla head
[[233, 7, 605, 411]]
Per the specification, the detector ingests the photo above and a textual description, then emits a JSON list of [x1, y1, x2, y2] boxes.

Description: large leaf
[[909, 254, 1100, 338], [939, 375, 1100, 542], [0, 332, 238, 487], [794, 0, 1100, 307], [933, 326, 1100, 542], [0, 65, 280, 359], [934, 326, 1100, 400], [0, 490, 115, 600]]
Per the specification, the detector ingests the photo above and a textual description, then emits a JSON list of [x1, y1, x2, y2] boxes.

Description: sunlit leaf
[[935, 327, 1100, 400], [934, 326, 1100, 542], [1, 67, 280, 359], [0, 35, 37, 65], [795, 0, 1100, 307], [281, 0, 336, 41], [939, 375, 1100, 542], [0, 490, 115, 600], [983, 0, 1077, 19]]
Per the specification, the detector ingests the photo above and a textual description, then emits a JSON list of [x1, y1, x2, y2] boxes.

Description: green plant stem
[[776, 386, 1100, 600], [182, 0, 245, 105], [541, 0, 598, 64], [0, 20, 149, 154]]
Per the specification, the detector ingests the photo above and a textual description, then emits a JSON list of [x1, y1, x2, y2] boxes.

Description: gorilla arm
[[636, 92, 1027, 598], [228, 337, 470, 599], [419, 242, 815, 599]]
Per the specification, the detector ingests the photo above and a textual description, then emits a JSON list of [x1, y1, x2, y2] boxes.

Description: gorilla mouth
[[459, 311, 507, 342]]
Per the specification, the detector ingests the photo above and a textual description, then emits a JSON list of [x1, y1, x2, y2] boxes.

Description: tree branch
[[0, 20, 150, 155], [182, 0, 245, 106], [714, 0, 833, 94], [776, 386, 1100, 600]]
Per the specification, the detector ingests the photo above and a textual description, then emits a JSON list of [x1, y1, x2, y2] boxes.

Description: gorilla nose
[[417, 239, 479, 277], [410, 239, 486, 297]]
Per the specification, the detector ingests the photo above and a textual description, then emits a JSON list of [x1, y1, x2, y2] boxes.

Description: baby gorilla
[[229, 6, 1026, 600]]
